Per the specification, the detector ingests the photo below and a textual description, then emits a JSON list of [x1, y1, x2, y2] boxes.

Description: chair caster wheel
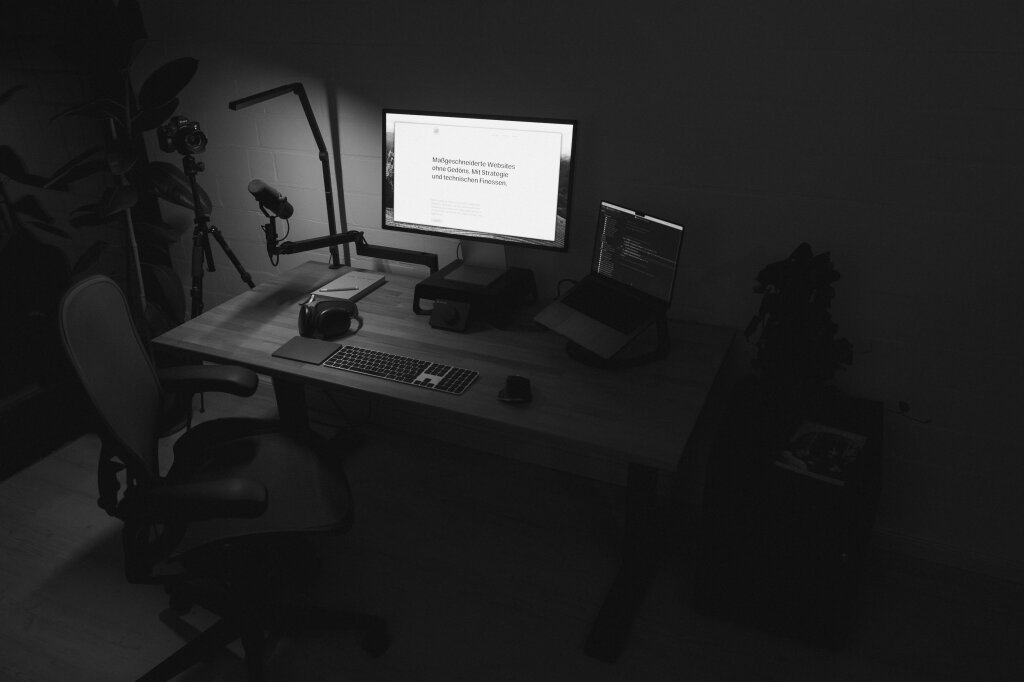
[[362, 622, 389, 657]]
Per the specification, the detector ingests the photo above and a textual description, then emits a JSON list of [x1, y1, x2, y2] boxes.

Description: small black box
[[414, 261, 537, 329]]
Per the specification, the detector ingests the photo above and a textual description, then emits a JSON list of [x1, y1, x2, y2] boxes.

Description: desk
[[154, 261, 734, 662]]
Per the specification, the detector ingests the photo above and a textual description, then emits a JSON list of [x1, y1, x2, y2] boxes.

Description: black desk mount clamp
[[229, 82, 437, 274]]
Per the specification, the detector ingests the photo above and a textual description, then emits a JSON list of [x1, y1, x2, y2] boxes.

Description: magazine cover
[[775, 421, 867, 486]]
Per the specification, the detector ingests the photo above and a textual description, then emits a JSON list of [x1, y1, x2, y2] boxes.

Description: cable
[[261, 218, 292, 266]]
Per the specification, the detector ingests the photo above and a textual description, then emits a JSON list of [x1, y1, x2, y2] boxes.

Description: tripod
[[182, 153, 254, 317]]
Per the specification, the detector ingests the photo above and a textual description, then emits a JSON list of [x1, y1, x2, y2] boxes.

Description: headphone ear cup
[[297, 298, 359, 339], [298, 301, 315, 338], [316, 300, 359, 339]]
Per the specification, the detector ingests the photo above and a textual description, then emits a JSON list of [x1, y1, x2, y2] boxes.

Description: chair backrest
[[58, 275, 163, 480]]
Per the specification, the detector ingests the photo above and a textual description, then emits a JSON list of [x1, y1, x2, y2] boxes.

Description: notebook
[[311, 269, 386, 302], [534, 201, 685, 360]]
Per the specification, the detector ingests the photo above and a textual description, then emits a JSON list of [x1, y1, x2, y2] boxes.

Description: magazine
[[774, 420, 866, 486]]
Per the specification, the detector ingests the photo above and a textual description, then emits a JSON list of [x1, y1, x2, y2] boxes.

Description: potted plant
[[1, 0, 209, 458], [744, 242, 853, 412], [45, 0, 211, 337]]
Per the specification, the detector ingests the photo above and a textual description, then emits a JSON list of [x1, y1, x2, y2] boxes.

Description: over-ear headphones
[[298, 295, 361, 340]]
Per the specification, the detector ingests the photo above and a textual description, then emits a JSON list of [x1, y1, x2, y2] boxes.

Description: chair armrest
[[142, 478, 268, 522], [158, 365, 259, 397]]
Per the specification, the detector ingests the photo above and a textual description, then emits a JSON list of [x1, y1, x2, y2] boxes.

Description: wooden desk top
[[154, 262, 734, 473]]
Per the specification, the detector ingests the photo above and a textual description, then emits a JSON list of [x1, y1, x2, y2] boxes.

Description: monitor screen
[[593, 201, 685, 302], [383, 110, 576, 251]]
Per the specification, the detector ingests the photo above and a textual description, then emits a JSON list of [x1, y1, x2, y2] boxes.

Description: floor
[[1, 381, 1022, 681]]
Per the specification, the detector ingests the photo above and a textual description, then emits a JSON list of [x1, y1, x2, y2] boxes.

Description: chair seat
[[171, 421, 353, 556]]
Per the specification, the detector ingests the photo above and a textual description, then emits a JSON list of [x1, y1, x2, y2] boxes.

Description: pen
[[320, 286, 358, 292]]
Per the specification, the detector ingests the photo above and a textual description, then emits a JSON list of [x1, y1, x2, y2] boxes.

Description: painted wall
[[5, 2, 1023, 581]]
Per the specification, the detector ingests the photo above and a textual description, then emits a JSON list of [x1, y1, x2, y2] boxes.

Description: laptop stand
[[566, 315, 670, 369]]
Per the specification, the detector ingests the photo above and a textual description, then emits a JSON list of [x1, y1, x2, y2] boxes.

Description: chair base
[[140, 602, 389, 681], [140, 536, 388, 681]]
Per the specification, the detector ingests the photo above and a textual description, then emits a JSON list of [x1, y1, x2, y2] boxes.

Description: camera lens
[[184, 131, 208, 154]]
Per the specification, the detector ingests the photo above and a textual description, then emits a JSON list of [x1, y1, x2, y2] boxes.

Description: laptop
[[534, 201, 685, 360]]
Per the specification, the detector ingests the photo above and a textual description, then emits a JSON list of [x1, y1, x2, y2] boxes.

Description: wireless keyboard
[[322, 345, 479, 395]]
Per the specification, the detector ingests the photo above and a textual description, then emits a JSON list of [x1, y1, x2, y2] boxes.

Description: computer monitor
[[383, 109, 576, 282]]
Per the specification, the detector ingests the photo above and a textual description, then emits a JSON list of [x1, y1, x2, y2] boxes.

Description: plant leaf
[[142, 262, 187, 325], [106, 149, 137, 176], [47, 158, 109, 190], [0, 146, 48, 186], [138, 58, 198, 111], [113, 0, 147, 68], [51, 98, 127, 126], [71, 240, 109, 276], [70, 211, 108, 228], [72, 202, 100, 216], [26, 220, 71, 239], [133, 97, 179, 132], [44, 145, 105, 189], [0, 84, 26, 107], [117, 0, 147, 44], [12, 195, 53, 222], [138, 160, 212, 214], [103, 184, 139, 216], [0, 145, 27, 177], [134, 219, 188, 245]]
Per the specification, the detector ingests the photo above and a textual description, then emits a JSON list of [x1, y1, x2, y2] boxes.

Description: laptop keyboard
[[562, 282, 652, 334]]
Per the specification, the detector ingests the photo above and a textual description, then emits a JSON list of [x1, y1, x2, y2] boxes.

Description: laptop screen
[[592, 201, 685, 302]]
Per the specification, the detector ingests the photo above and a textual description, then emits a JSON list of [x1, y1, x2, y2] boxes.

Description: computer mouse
[[498, 375, 532, 403]]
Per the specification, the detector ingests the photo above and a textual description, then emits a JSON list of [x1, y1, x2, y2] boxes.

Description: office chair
[[58, 275, 387, 681]]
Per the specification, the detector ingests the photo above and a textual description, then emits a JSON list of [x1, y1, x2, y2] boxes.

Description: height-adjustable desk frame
[[153, 261, 734, 663]]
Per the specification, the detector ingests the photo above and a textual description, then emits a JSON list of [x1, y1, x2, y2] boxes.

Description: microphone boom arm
[[230, 83, 342, 267], [267, 225, 439, 273], [232, 82, 440, 274]]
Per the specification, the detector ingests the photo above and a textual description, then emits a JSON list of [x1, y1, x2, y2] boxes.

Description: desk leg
[[272, 377, 309, 432], [584, 462, 659, 663]]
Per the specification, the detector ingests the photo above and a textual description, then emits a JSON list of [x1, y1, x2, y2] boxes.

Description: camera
[[158, 115, 208, 155]]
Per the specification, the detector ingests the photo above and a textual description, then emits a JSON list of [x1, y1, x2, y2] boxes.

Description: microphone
[[247, 179, 294, 219]]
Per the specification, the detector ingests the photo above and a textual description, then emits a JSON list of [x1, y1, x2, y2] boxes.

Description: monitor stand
[[413, 244, 537, 330], [444, 263, 504, 287], [442, 241, 506, 286]]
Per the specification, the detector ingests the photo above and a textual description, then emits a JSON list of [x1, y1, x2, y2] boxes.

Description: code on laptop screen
[[593, 202, 685, 302]]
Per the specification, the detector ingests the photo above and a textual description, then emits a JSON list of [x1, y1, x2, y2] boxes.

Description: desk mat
[[272, 336, 340, 364]]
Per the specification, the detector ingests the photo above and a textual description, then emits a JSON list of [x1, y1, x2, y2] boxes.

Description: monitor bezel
[[382, 108, 577, 253]]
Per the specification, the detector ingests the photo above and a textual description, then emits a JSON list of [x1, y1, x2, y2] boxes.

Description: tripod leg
[[203, 236, 216, 272], [190, 227, 208, 318], [208, 226, 255, 289]]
